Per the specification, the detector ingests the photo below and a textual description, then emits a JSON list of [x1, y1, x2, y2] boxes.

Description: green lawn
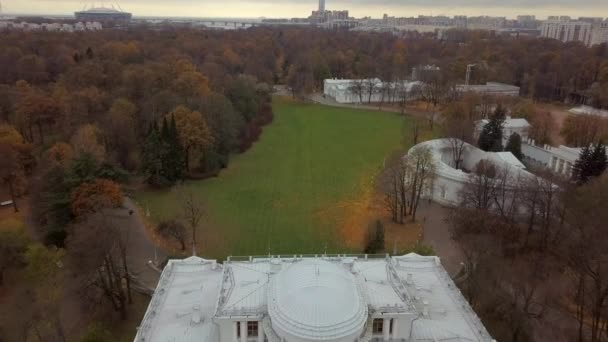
[[136, 98, 412, 259]]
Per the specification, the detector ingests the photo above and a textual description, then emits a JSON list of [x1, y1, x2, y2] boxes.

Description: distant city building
[[310, 10, 349, 23], [0, 20, 102, 32], [540, 17, 608, 46], [456, 82, 521, 97], [467, 16, 507, 30], [75, 6, 132, 25], [590, 21, 608, 46], [134, 254, 495, 342], [373, 14, 540, 35], [540, 18, 593, 45], [318, 0, 325, 13]]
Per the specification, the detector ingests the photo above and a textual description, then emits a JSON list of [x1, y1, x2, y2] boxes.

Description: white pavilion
[[134, 254, 495, 342]]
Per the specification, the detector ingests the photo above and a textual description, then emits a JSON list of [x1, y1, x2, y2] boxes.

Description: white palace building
[[134, 254, 495, 342]]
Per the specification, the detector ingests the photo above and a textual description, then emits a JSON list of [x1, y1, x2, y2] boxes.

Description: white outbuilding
[[409, 138, 533, 206]]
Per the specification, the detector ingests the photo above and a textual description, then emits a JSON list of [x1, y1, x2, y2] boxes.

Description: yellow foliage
[[0, 123, 25, 146], [70, 124, 106, 162]]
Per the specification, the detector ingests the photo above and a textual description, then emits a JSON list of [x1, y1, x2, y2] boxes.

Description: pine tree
[[478, 106, 505, 152], [572, 146, 593, 185], [590, 141, 607, 177], [505, 132, 523, 160], [167, 115, 184, 181], [572, 142, 607, 185], [142, 124, 169, 186]]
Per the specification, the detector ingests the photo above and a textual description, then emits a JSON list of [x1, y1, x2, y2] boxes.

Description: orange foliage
[[44, 142, 74, 168], [70, 179, 123, 217]]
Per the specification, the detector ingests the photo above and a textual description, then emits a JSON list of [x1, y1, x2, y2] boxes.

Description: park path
[[121, 197, 166, 289], [417, 201, 464, 277]]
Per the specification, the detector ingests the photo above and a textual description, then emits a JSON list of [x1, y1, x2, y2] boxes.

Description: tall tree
[[478, 105, 506, 152], [0, 143, 23, 212], [168, 106, 213, 172], [572, 143, 607, 185], [505, 132, 523, 160]]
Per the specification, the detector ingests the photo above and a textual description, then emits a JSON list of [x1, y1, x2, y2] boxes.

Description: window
[[236, 322, 241, 338], [247, 321, 259, 337], [372, 318, 383, 334], [389, 318, 393, 334]]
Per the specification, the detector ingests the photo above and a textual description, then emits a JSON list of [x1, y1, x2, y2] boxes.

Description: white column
[[383, 318, 390, 341], [392, 319, 399, 339], [233, 322, 239, 342], [257, 321, 265, 342], [240, 321, 247, 342]]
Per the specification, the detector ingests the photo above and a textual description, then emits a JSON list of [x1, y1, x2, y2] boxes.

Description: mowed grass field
[[136, 97, 412, 259]]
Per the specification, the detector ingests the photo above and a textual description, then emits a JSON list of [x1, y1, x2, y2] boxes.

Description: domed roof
[[268, 259, 368, 340]]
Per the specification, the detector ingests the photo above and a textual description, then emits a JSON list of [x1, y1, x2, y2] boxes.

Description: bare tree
[[348, 79, 365, 104], [564, 175, 608, 342], [460, 159, 499, 210], [380, 157, 410, 224], [178, 189, 205, 256], [67, 213, 132, 320], [363, 78, 380, 104]]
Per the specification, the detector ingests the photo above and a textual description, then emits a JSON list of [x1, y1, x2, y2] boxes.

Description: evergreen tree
[[590, 141, 607, 178], [166, 115, 184, 181], [505, 132, 523, 160], [478, 106, 505, 152], [142, 124, 169, 186], [572, 146, 594, 185]]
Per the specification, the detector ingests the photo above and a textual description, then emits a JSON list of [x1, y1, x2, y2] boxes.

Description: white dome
[[268, 259, 367, 341]]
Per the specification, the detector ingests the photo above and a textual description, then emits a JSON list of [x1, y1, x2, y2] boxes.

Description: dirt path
[[417, 201, 464, 277]]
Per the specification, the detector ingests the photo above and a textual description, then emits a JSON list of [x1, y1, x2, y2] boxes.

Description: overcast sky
[[3, 0, 608, 19]]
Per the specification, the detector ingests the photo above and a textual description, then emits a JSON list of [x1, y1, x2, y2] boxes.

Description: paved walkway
[[417, 201, 464, 277], [121, 198, 166, 289]]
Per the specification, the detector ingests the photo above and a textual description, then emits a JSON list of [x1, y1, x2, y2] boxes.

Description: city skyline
[[3, 0, 608, 19]]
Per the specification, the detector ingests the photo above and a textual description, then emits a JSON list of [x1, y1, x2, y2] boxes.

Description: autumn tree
[[286, 60, 314, 99], [103, 98, 138, 170], [0, 143, 24, 212], [169, 106, 213, 171], [70, 124, 106, 162], [44, 142, 74, 169], [561, 114, 608, 148], [0, 228, 28, 286], [70, 179, 123, 217]]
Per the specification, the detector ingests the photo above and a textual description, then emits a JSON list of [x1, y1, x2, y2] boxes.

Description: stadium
[[74, 5, 132, 25]]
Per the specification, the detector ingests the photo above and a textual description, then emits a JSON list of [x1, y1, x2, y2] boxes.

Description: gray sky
[[3, 0, 608, 19]]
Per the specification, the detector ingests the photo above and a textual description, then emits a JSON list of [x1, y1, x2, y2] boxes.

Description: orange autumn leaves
[[70, 179, 122, 217]]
